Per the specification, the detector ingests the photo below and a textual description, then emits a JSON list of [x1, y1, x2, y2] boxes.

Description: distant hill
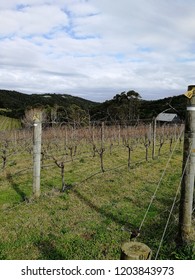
[[90, 93, 187, 122], [0, 90, 98, 119], [139, 94, 186, 120], [0, 89, 187, 122]]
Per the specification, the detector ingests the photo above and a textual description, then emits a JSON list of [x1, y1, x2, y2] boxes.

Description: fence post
[[178, 85, 195, 244], [33, 112, 42, 198], [101, 121, 105, 148], [120, 241, 152, 260], [152, 117, 156, 159]]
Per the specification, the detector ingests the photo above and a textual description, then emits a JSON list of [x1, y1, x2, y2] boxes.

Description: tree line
[[0, 89, 187, 125]]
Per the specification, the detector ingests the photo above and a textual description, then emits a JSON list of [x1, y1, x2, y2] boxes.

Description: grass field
[[0, 115, 21, 131], [0, 126, 194, 260]]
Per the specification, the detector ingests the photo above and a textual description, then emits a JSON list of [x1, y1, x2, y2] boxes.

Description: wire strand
[[139, 127, 184, 231], [154, 149, 191, 259]]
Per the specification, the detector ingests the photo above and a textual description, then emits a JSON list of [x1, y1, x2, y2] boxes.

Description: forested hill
[[90, 92, 187, 121], [0, 89, 187, 121], [0, 90, 98, 119], [139, 94, 186, 119]]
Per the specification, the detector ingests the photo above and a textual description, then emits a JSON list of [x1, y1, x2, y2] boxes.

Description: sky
[[0, 0, 195, 102]]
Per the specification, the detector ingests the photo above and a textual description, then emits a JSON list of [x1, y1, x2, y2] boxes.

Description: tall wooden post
[[33, 112, 42, 198], [101, 121, 105, 148], [178, 85, 195, 243], [152, 117, 156, 160], [118, 124, 121, 145]]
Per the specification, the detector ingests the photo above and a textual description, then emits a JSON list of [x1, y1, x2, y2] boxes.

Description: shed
[[156, 113, 180, 123]]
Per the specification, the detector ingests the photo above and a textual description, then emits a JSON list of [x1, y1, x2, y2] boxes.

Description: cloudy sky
[[0, 0, 194, 102]]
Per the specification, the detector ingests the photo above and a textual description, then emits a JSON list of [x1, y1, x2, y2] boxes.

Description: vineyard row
[[0, 122, 184, 181]]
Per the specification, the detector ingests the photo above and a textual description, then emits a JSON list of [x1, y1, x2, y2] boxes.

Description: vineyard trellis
[[0, 117, 191, 259], [0, 120, 183, 201], [0, 119, 184, 184]]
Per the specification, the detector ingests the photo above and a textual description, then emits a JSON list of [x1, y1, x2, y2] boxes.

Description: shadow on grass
[[144, 219, 195, 260], [0, 242, 6, 261], [6, 173, 27, 202], [35, 240, 65, 260], [71, 187, 195, 260], [0, 242, 5, 260], [72, 187, 138, 230], [138, 214, 194, 260]]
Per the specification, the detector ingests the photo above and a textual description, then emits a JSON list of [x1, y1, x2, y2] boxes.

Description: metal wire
[[155, 150, 191, 259], [139, 127, 184, 231]]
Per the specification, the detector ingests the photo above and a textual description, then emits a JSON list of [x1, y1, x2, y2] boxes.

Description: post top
[[188, 85, 195, 91], [184, 85, 195, 99]]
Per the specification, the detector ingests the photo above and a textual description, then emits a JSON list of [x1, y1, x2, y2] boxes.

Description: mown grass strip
[[0, 115, 21, 131]]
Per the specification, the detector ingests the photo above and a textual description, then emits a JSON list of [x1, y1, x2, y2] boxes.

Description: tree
[[126, 90, 141, 121], [68, 104, 90, 126], [112, 90, 141, 121]]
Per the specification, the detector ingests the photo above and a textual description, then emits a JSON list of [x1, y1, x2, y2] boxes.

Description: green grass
[[0, 135, 194, 260], [0, 115, 21, 131]]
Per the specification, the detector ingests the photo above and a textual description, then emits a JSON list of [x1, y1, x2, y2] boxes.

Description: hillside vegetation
[[91, 92, 186, 122], [0, 90, 98, 120], [0, 89, 187, 123]]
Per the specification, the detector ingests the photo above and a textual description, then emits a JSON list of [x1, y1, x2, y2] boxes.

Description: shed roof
[[156, 113, 178, 122]]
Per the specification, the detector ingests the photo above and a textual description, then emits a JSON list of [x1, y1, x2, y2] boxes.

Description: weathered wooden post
[[118, 124, 121, 145], [178, 85, 195, 244], [33, 112, 42, 198], [101, 121, 105, 148], [152, 117, 156, 159], [120, 242, 152, 260]]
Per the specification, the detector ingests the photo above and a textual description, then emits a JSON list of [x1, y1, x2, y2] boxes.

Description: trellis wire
[[155, 150, 191, 259], [139, 126, 184, 231]]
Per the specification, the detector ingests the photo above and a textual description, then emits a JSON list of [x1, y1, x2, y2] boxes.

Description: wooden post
[[178, 85, 195, 243], [152, 117, 156, 159], [101, 121, 105, 148], [33, 112, 42, 198], [120, 242, 152, 260], [118, 124, 121, 145], [92, 122, 95, 143]]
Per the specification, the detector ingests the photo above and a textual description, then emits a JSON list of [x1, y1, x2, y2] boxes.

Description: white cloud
[[0, 0, 195, 102], [0, 5, 68, 36]]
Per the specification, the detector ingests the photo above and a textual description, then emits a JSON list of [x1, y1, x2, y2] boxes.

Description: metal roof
[[156, 113, 178, 122]]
